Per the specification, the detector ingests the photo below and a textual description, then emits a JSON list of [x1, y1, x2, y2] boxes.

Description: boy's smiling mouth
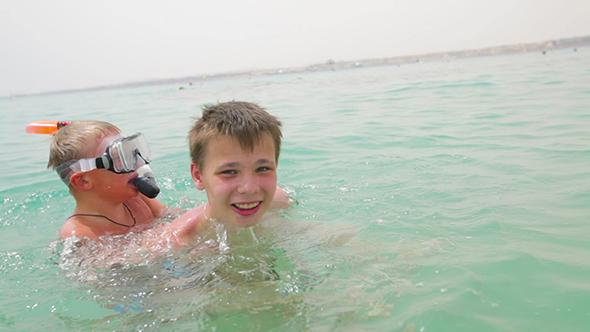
[[232, 201, 262, 216]]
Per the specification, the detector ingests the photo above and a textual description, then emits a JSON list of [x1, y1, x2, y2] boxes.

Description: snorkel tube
[[130, 165, 160, 198], [26, 120, 161, 198], [26, 120, 72, 135]]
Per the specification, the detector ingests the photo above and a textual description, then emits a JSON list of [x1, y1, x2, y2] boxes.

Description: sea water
[[1, 48, 589, 331]]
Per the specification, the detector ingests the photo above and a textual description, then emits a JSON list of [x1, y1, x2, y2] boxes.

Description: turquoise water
[[1, 48, 589, 331]]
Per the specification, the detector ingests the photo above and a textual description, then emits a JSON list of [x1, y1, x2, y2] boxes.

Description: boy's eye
[[257, 166, 272, 172], [220, 170, 236, 175]]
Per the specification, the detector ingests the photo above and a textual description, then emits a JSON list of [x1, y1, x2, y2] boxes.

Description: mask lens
[[109, 146, 126, 172], [108, 133, 152, 173], [130, 133, 152, 163]]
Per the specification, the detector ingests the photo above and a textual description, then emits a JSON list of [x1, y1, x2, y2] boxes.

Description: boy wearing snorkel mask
[[165, 101, 292, 244], [47, 121, 166, 239]]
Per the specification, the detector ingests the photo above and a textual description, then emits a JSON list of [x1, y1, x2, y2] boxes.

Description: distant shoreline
[[5, 35, 590, 98]]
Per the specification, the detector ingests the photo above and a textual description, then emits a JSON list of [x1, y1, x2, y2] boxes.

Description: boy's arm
[[142, 204, 206, 249]]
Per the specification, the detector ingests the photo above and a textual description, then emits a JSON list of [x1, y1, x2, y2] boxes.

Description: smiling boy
[[167, 101, 291, 243]]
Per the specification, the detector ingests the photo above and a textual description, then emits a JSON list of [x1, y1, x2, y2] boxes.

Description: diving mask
[[56, 132, 152, 186]]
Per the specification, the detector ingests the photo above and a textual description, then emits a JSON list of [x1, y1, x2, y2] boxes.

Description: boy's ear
[[70, 172, 93, 191], [190, 162, 206, 191]]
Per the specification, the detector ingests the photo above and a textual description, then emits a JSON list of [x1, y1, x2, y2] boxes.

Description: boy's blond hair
[[48, 120, 121, 171], [188, 101, 282, 167]]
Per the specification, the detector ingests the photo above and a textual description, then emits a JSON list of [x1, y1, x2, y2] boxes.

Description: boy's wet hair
[[47, 120, 122, 170], [188, 101, 282, 167]]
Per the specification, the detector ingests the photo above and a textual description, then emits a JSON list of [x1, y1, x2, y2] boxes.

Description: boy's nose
[[237, 175, 259, 195]]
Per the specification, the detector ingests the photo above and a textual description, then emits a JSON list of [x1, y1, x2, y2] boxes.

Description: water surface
[[1, 48, 589, 331]]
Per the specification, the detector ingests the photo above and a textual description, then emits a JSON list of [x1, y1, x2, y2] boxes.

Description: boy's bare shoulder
[[271, 186, 294, 209], [137, 194, 167, 217], [59, 217, 96, 240]]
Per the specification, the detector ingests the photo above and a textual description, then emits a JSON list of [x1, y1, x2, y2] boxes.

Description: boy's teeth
[[234, 202, 260, 210]]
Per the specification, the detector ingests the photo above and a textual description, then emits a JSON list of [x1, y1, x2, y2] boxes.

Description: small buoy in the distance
[[26, 120, 71, 134]]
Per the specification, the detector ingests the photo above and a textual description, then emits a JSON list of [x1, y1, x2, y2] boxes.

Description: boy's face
[[191, 133, 278, 228], [84, 134, 140, 202]]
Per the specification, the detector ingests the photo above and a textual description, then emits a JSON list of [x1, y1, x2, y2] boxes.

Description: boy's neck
[[72, 194, 135, 228]]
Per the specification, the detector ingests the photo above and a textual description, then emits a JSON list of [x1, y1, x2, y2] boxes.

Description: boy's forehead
[[205, 133, 275, 160], [92, 133, 124, 157]]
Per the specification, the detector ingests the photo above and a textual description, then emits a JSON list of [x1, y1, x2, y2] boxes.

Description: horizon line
[[3, 34, 589, 99]]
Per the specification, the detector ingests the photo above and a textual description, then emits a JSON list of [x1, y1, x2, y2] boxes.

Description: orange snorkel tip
[[26, 120, 71, 135]]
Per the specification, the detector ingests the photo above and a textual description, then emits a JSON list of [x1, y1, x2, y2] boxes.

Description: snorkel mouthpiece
[[130, 165, 160, 198]]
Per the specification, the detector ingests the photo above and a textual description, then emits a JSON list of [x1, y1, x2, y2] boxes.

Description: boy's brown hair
[[47, 120, 121, 171], [188, 101, 282, 167]]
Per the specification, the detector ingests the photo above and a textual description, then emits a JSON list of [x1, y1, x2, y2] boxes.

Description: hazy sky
[[2, 0, 589, 96]]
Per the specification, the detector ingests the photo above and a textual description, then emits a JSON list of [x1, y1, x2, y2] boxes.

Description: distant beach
[[8, 35, 590, 97]]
